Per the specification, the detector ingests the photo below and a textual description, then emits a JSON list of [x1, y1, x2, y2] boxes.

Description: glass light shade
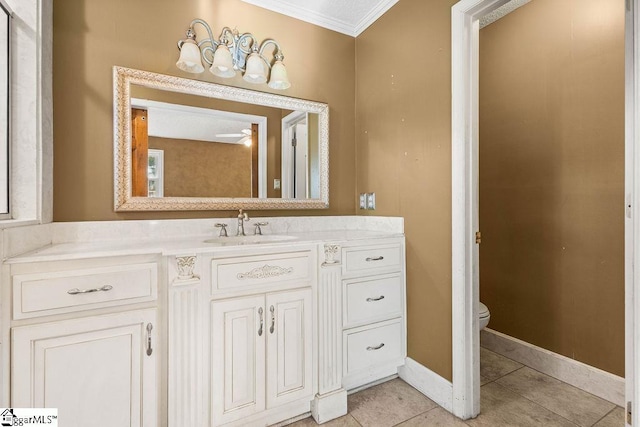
[[268, 60, 291, 90], [243, 53, 267, 84], [176, 40, 205, 74], [210, 45, 236, 78]]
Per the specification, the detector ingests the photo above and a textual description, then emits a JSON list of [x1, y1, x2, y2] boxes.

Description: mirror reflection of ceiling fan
[[215, 128, 253, 146]]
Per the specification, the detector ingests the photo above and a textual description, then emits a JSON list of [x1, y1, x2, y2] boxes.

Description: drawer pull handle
[[366, 343, 385, 351], [146, 323, 153, 356], [258, 307, 264, 336], [366, 295, 385, 302], [67, 284, 113, 295], [269, 305, 275, 334], [366, 256, 384, 262]]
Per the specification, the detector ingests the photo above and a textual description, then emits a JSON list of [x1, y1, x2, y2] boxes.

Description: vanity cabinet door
[[11, 309, 157, 427], [211, 295, 266, 426], [266, 288, 313, 409]]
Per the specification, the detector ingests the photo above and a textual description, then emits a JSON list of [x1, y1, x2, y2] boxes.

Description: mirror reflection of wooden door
[[131, 108, 149, 197]]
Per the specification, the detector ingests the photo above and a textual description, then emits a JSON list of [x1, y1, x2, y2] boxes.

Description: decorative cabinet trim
[[237, 264, 294, 280], [175, 255, 198, 281], [211, 251, 312, 293], [169, 285, 204, 426], [317, 265, 343, 395], [322, 244, 341, 267]]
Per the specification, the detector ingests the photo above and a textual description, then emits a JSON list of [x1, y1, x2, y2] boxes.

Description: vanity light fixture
[[176, 19, 291, 90]]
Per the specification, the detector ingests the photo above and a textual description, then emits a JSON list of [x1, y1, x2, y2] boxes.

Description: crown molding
[[479, 0, 531, 28], [241, 0, 398, 37], [354, 0, 398, 36]]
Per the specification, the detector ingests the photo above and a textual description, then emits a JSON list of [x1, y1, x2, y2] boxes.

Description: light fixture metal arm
[[258, 39, 284, 59], [187, 19, 219, 65], [234, 32, 259, 70], [176, 18, 291, 89]]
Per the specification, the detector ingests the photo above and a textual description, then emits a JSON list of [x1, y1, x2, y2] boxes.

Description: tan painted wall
[[356, 0, 457, 379], [149, 137, 251, 198], [52, 0, 624, 380], [479, 0, 625, 376], [53, 0, 355, 220]]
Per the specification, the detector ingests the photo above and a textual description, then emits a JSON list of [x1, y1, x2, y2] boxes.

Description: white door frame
[[451, 0, 638, 423], [281, 111, 309, 199], [625, 1, 639, 425]]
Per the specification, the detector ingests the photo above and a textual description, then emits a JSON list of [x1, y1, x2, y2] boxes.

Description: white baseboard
[[481, 328, 625, 406], [398, 357, 453, 412]]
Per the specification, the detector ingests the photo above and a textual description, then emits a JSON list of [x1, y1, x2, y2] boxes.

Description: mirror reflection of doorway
[[129, 102, 265, 198], [282, 111, 309, 199]]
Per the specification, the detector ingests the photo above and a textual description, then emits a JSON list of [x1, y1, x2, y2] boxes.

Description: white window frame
[[1, 0, 52, 227], [0, 0, 11, 218], [147, 149, 164, 198]]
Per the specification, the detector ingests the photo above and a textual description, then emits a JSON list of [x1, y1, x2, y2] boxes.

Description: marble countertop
[[6, 229, 404, 264]]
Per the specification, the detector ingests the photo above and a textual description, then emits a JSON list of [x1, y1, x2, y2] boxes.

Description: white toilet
[[479, 302, 490, 330]]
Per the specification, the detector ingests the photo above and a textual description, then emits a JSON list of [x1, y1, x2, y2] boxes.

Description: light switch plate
[[366, 192, 376, 210], [274, 179, 281, 190], [359, 193, 366, 209]]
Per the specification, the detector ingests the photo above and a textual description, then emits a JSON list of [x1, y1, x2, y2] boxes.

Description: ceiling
[[132, 98, 254, 145], [241, 0, 399, 37]]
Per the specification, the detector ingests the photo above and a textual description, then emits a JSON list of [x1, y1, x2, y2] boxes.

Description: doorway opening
[[451, 0, 635, 423]]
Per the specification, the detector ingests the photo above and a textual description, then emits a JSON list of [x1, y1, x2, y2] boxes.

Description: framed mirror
[[113, 66, 329, 211]]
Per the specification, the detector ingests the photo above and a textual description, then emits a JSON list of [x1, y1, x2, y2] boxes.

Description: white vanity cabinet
[[211, 288, 312, 426], [169, 246, 317, 427], [312, 237, 406, 423], [6, 255, 160, 427], [340, 240, 406, 390], [2, 220, 406, 427], [12, 309, 157, 427]]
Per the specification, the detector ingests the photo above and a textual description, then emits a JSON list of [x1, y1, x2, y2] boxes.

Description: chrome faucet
[[253, 222, 269, 235], [237, 209, 249, 236], [214, 223, 228, 237]]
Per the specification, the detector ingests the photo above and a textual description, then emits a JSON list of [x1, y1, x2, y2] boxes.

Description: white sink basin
[[203, 235, 298, 245]]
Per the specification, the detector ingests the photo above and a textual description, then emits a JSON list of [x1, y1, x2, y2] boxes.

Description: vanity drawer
[[343, 244, 402, 275], [13, 263, 157, 320], [211, 251, 312, 292], [343, 320, 403, 376], [344, 273, 403, 328]]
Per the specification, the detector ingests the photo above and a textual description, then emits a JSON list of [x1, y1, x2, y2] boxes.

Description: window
[[0, 0, 53, 225], [0, 0, 10, 216]]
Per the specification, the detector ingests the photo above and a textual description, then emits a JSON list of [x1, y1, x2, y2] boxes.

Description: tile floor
[[290, 348, 625, 427]]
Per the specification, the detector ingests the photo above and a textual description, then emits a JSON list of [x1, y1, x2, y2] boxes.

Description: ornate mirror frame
[[113, 66, 329, 211]]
